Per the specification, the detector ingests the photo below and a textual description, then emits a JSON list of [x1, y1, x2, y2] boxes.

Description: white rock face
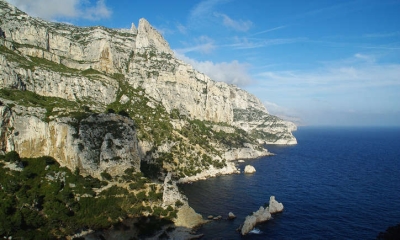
[[177, 162, 240, 183], [244, 165, 256, 174], [268, 196, 284, 213], [223, 144, 271, 161], [0, 52, 119, 107], [0, 105, 141, 177], [136, 18, 173, 55], [174, 205, 205, 229], [241, 196, 284, 235], [162, 172, 186, 207], [241, 206, 271, 235]]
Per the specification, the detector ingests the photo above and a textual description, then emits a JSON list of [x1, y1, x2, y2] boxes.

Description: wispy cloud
[[7, 0, 112, 21], [175, 36, 216, 54], [229, 36, 306, 49], [363, 31, 400, 38], [294, 1, 358, 20], [361, 45, 400, 50], [257, 54, 400, 93], [251, 26, 287, 36], [354, 53, 375, 63], [263, 101, 302, 124], [214, 13, 252, 32], [175, 53, 253, 86], [176, 23, 187, 34], [189, 0, 230, 21]]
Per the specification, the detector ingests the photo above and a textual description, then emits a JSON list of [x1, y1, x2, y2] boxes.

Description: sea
[[179, 126, 400, 239]]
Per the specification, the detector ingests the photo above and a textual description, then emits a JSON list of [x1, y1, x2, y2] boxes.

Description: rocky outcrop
[[174, 205, 206, 229], [241, 196, 284, 235], [241, 206, 271, 235], [162, 172, 186, 207], [223, 143, 272, 161], [136, 18, 173, 55], [244, 165, 256, 174], [268, 196, 284, 213], [177, 162, 240, 183], [0, 104, 141, 177], [162, 172, 206, 228]]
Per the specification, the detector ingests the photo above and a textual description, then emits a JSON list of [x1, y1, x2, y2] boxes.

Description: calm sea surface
[[180, 127, 400, 239]]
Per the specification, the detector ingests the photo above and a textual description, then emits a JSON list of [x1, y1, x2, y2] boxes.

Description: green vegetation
[[0, 153, 174, 239], [0, 88, 87, 122]]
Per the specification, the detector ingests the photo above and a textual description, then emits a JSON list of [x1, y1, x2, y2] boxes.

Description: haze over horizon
[[6, 0, 400, 126]]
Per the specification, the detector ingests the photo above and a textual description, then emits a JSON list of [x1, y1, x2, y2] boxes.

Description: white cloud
[[7, 0, 111, 21], [190, 0, 229, 20], [214, 13, 252, 32], [257, 55, 400, 94], [82, 0, 111, 20], [175, 53, 253, 86], [175, 36, 216, 54]]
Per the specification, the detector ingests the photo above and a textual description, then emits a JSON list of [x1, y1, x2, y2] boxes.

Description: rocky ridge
[[241, 196, 284, 235], [0, 0, 296, 237]]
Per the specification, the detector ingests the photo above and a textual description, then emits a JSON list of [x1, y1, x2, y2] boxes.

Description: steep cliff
[[0, 1, 300, 237], [0, 0, 296, 180], [0, 102, 140, 178]]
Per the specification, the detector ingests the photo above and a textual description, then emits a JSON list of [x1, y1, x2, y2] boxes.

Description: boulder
[[228, 212, 236, 219], [244, 165, 256, 174], [213, 215, 222, 220]]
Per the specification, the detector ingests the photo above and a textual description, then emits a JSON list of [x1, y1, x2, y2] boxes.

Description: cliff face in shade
[[0, 0, 296, 180]]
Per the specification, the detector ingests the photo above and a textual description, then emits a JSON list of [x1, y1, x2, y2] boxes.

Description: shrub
[[118, 110, 130, 117], [175, 200, 184, 208], [100, 171, 112, 181], [4, 151, 20, 163]]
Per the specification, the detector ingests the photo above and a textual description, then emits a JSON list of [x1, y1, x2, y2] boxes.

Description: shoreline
[[177, 146, 273, 184]]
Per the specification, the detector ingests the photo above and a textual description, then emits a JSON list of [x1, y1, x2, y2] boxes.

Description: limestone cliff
[[0, 0, 297, 181], [0, 103, 140, 178]]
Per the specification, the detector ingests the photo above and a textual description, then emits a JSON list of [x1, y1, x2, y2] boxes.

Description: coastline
[[177, 146, 273, 183]]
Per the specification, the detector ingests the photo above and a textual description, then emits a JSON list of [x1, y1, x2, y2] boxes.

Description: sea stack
[[240, 196, 284, 235]]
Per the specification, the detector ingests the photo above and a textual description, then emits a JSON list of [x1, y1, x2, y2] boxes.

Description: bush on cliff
[[0, 155, 166, 239]]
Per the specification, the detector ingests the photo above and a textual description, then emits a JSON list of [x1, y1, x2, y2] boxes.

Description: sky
[[5, 0, 400, 126]]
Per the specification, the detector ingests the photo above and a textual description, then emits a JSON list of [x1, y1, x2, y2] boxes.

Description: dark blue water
[[180, 127, 400, 239]]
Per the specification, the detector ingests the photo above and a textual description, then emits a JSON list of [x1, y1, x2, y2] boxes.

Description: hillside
[[0, 0, 296, 238]]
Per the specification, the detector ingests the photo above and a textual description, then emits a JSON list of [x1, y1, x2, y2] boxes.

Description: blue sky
[[6, 0, 400, 126]]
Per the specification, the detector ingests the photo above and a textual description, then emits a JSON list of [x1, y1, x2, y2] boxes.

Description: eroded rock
[[241, 196, 284, 235]]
